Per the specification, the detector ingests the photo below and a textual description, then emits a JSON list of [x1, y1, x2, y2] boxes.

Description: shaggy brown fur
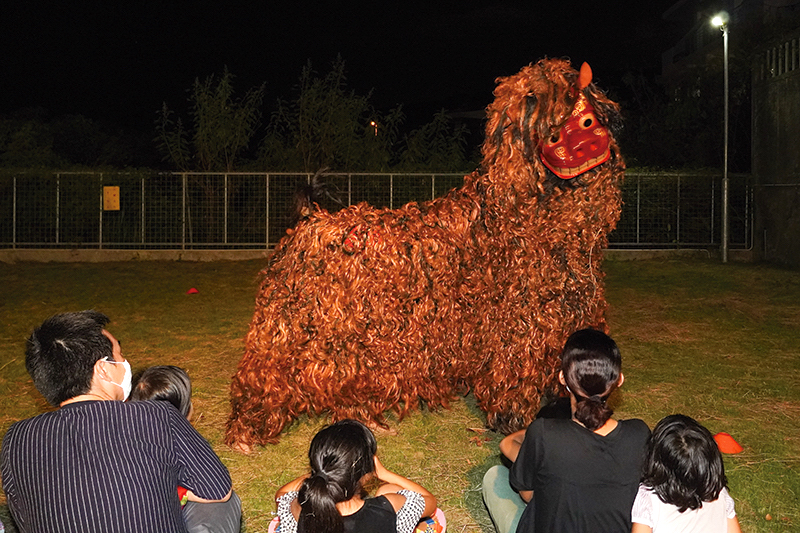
[[226, 58, 625, 448]]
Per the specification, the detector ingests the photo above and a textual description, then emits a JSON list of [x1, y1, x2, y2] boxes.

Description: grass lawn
[[1, 258, 798, 532]]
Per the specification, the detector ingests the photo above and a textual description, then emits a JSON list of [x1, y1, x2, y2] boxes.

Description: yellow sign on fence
[[103, 186, 120, 211]]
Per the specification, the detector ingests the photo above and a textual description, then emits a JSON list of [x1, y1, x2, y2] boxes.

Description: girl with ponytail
[[482, 329, 651, 533], [274, 420, 437, 533]]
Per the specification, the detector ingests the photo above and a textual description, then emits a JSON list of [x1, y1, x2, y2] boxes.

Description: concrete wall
[[0, 248, 747, 264], [0, 249, 271, 263], [752, 35, 800, 265]]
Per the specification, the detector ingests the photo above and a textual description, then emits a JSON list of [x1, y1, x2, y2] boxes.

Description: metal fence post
[[182, 173, 187, 250], [710, 178, 716, 244], [431, 174, 435, 201], [636, 175, 641, 245], [745, 180, 752, 249], [390, 174, 394, 209], [676, 175, 681, 245], [12, 176, 17, 249], [224, 173, 229, 244], [56, 173, 61, 245], [141, 177, 145, 244], [722, 177, 729, 262], [265, 173, 270, 249], [99, 173, 104, 249]]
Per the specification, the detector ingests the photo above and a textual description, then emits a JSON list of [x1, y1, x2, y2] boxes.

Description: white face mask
[[105, 359, 132, 400]]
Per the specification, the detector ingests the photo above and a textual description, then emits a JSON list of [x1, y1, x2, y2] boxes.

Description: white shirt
[[631, 485, 736, 533]]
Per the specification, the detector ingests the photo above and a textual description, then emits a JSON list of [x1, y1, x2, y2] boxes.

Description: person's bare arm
[[274, 474, 308, 519], [275, 474, 308, 500], [500, 429, 534, 502], [185, 488, 232, 503], [499, 430, 526, 462], [727, 516, 742, 533], [374, 456, 437, 518], [631, 523, 653, 533]]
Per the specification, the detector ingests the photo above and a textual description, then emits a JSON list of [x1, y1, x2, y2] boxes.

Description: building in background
[[661, 0, 800, 265]]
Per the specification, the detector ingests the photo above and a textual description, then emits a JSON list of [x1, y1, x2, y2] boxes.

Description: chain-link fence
[[611, 172, 751, 248], [0, 171, 751, 250]]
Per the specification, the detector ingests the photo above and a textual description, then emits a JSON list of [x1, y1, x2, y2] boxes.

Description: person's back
[[274, 419, 438, 533], [341, 496, 397, 532], [483, 329, 650, 533], [3, 399, 228, 533], [1, 311, 234, 533], [129, 364, 243, 533], [631, 414, 742, 533], [512, 416, 649, 532]]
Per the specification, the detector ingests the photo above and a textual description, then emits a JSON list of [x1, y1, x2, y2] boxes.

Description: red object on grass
[[713, 432, 743, 454], [186, 288, 199, 294]]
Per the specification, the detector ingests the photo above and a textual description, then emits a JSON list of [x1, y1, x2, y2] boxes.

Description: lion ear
[[578, 62, 592, 89]]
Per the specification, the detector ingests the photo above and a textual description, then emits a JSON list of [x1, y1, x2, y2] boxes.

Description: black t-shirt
[[343, 496, 396, 532], [509, 417, 650, 533]]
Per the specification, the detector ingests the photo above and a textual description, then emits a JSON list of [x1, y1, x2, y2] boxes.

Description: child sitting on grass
[[131, 365, 193, 418], [275, 419, 438, 533], [131, 365, 241, 533], [632, 414, 742, 533]]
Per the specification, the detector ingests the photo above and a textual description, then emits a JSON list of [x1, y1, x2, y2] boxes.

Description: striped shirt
[[1, 400, 231, 533]]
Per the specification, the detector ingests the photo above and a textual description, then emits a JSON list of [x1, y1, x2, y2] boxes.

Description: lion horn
[[578, 62, 592, 89]]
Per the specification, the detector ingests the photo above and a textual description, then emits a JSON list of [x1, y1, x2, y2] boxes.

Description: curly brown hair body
[[226, 58, 625, 447]]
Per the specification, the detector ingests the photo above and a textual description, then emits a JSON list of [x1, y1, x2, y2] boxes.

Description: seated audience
[[274, 419, 437, 533], [1, 310, 240, 533], [131, 364, 242, 533], [632, 414, 742, 533], [482, 329, 650, 533], [131, 365, 194, 418]]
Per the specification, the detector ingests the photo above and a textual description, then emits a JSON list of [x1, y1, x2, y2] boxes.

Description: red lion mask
[[539, 63, 611, 179]]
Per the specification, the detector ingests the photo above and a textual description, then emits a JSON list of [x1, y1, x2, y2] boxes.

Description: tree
[[0, 116, 62, 168], [156, 68, 264, 171], [1, 108, 154, 168], [397, 110, 469, 171], [258, 57, 404, 172]]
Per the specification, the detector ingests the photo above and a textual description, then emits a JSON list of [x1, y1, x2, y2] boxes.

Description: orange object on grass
[[713, 432, 743, 454]]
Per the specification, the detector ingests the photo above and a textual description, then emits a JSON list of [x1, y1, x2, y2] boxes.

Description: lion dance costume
[[226, 58, 625, 448]]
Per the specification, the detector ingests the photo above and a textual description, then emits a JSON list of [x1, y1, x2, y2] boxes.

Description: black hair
[[130, 365, 192, 418], [297, 419, 378, 533], [642, 414, 728, 512], [560, 328, 622, 430], [287, 168, 343, 228], [25, 310, 112, 406]]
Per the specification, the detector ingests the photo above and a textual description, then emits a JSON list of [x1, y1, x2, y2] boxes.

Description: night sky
[[3, 1, 680, 134]]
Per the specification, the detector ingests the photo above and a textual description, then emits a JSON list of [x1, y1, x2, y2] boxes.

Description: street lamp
[[712, 11, 730, 263]]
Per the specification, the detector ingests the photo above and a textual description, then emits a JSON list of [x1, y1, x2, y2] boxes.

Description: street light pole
[[713, 12, 730, 263]]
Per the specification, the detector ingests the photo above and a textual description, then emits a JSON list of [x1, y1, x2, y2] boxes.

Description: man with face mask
[[1, 310, 240, 533]]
